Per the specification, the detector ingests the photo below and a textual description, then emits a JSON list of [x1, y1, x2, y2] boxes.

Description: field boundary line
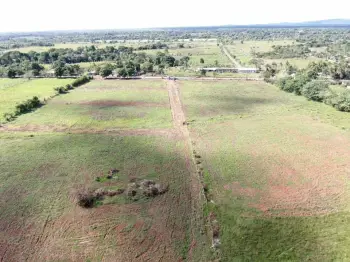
[[166, 80, 211, 259], [0, 126, 181, 137], [220, 43, 242, 68]]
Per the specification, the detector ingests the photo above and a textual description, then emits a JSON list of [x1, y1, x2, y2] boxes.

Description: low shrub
[[72, 75, 91, 87], [3, 113, 15, 121], [15, 96, 42, 115], [76, 189, 96, 208], [54, 86, 67, 94]]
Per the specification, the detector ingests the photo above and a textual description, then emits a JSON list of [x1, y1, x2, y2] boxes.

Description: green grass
[[172, 42, 231, 67], [7, 80, 172, 130], [0, 78, 73, 121], [0, 132, 194, 260], [7, 41, 159, 53], [226, 40, 294, 66], [136, 41, 231, 69], [181, 80, 350, 261], [225, 40, 324, 69], [264, 57, 324, 69], [0, 78, 29, 90], [0, 76, 211, 260]]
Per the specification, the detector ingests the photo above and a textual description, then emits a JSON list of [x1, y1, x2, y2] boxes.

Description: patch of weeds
[[95, 168, 120, 182], [94, 199, 104, 207], [181, 225, 191, 260], [122, 222, 135, 233], [204, 201, 219, 218]]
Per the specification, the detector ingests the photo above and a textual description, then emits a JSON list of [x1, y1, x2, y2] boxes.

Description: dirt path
[[166, 80, 207, 259], [0, 125, 181, 138], [220, 44, 242, 68]]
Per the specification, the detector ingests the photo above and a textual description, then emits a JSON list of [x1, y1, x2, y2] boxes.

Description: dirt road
[[220, 44, 242, 68], [166, 80, 207, 259]]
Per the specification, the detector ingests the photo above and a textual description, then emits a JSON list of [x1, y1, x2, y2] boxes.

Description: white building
[[198, 67, 259, 73]]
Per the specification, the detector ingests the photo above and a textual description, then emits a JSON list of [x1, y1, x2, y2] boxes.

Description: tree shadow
[[0, 132, 208, 261]]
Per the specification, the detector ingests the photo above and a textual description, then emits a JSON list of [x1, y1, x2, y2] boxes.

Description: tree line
[[0, 44, 189, 78], [263, 60, 350, 112]]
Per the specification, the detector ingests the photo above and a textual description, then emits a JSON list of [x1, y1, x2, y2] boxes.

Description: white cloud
[[0, 0, 349, 32]]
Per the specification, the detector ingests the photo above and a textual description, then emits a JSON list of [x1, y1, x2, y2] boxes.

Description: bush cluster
[[325, 91, 350, 112], [53, 76, 91, 95], [15, 96, 41, 115], [2, 96, 42, 122], [72, 75, 91, 87]]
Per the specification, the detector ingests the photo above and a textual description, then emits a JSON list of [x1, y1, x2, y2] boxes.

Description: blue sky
[[0, 0, 349, 32]]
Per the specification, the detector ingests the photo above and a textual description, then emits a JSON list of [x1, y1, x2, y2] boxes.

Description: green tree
[[200, 58, 205, 64], [117, 67, 128, 77], [31, 63, 44, 76], [100, 64, 114, 77], [7, 68, 16, 78], [141, 62, 153, 73]]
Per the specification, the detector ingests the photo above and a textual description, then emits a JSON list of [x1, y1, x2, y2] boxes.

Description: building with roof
[[198, 67, 259, 73]]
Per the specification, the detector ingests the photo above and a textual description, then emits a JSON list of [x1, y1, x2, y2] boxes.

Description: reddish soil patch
[[224, 136, 350, 217], [224, 182, 258, 198], [80, 100, 168, 107], [214, 114, 350, 217]]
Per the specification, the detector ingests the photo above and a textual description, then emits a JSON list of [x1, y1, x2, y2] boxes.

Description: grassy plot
[[6, 80, 172, 130], [264, 57, 324, 69], [0, 132, 194, 261], [0, 78, 73, 122], [171, 41, 231, 68], [225, 40, 323, 69], [7, 41, 158, 53], [225, 40, 294, 66], [180, 80, 350, 261]]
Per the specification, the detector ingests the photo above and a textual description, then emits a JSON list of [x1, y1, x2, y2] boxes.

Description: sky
[[0, 0, 349, 32]]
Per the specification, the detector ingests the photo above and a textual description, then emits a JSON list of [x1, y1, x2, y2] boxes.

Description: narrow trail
[[220, 44, 242, 68], [166, 80, 207, 258]]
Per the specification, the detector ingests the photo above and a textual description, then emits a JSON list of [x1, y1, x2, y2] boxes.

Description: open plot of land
[[0, 79, 209, 261], [171, 41, 231, 67], [0, 132, 195, 261], [4, 80, 173, 131], [226, 40, 294, 66], [226, 40, 323, 68], [0, 78, 73, 122], [180, 80, 350, 261], [264, 57, 324, 69], [7, 41, 145, 53]]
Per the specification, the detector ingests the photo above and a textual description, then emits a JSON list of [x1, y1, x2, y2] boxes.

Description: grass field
[[5, 80, 172, 130], [226, 40, 294, 66], [3, 77, 350, 261], [0, 79, 209, 261], [0, 132, 196, 261], [135, 41, 232, 68], [7, 41, 145, 53], [180, 80, 350, 261], [264, 57, 324, 69], [225, 40, 323, 69], [172, 41, 231, 68], [0, 78, 73, 122]]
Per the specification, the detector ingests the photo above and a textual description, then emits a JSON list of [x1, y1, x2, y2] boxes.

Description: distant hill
[[269, 19, 350, 27], [159, 19, 350, 31]]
